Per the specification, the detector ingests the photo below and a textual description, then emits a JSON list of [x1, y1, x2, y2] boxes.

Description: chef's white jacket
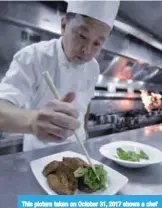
[[0, 37, 99, 151]]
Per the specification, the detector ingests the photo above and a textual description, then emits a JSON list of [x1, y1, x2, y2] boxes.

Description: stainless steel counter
[[1, 124, 162, 207]]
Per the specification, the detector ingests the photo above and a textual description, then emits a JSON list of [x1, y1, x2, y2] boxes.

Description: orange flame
[[140, 90, 161, 112]]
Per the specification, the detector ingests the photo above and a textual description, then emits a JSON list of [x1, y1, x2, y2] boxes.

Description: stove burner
[[89, 108, 162, 132]]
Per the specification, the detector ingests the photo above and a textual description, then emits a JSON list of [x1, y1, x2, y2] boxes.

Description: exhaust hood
[[96, 53, 162, 87]]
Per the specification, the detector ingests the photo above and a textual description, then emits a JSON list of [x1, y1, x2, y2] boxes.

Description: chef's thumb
[[62, 92, 75, 103]]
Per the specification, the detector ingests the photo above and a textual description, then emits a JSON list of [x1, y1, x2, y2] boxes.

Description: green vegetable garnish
[[74, 164, 107, 192], [116, 147, 149, 162], [139, 150, 149, 160]]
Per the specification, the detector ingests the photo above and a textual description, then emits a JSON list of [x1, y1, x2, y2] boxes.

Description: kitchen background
[[1, 1, 162, 154]]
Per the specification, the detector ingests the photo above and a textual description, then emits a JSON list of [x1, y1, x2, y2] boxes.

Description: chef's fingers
[[62, 92, 75, 103], [50, 112, 80, 130], [37, 131, 65, 142], [37, 111, 80, 130], [39, 123, 74, 139], [46, 100, 79, 118]]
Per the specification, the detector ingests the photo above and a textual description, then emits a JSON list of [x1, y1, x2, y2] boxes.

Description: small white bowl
[[100, 141, 162, 168]]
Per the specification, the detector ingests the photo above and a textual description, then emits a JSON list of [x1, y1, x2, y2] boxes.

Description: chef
[[0, 1, 120, 151]]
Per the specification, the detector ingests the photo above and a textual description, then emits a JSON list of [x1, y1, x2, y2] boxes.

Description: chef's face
[[61, 13, 110, 64]]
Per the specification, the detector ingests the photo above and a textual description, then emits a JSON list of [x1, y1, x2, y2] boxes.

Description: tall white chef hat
[[67, 1, 120, 28]]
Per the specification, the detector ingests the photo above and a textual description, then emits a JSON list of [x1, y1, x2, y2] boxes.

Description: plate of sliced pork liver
[[30, 151, 128, 195]]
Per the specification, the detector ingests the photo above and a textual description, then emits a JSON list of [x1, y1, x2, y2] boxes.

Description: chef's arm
[[0, 100, 37, 133], [84, 103, 90, 138], [0, 46, 40, 133], [0, 92, 79, 139]]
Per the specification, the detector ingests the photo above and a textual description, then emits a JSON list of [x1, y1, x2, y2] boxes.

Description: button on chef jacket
[[0, 37, 99, 151]]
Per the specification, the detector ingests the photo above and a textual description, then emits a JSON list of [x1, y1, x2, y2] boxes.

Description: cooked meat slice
[[57, 163, 77, 191], [42, 161, 60, 176], [63, 157, 89, 172], [47, 173, 74, 195], [47, 163, 77, 195], [47, 174, 61, 192]]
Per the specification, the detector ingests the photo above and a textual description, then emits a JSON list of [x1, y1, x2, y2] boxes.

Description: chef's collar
[[58, 37, 85, 70]]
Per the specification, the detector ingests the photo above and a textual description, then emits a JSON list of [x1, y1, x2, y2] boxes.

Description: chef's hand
[[29, 92, 80, 141]]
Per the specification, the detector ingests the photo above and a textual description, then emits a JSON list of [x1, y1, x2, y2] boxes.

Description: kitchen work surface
[[0, 124, 162, 207]]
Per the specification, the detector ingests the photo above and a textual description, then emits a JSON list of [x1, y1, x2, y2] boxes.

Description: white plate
[[30, 151, 128, 195], [100, 141, 162, 168]]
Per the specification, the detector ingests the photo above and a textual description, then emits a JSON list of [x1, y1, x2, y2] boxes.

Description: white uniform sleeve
[[88, 59, 100, 100], [0, 45, 38, 108]]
